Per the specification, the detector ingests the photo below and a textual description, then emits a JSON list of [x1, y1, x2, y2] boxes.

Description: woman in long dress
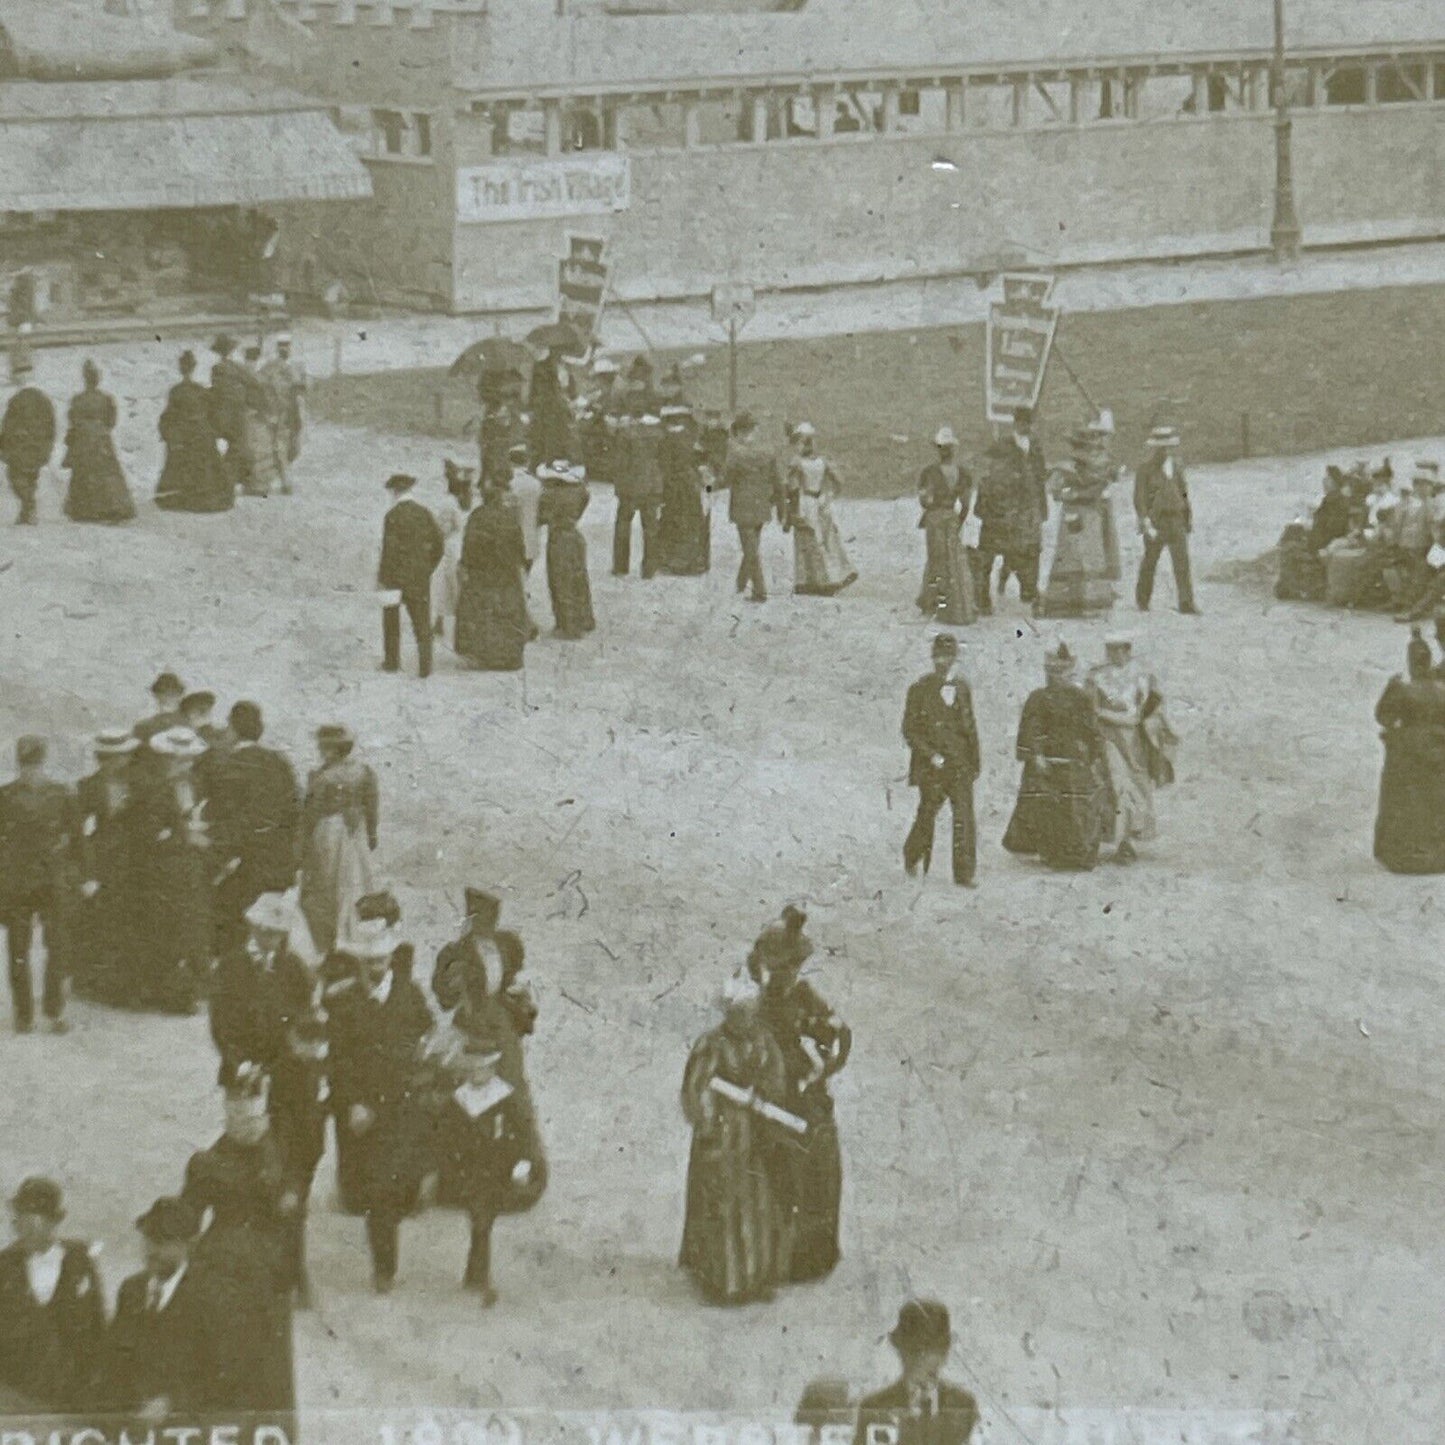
[[242, 345, 280, 498], [455, 486, 529, 671], [747, 907, 850, 1284], [538, 463, 596, 639], [1087, 634, 1161, 864], [915, 427, 975, 626], [421, 912, 545, 1305], [433, 461, 475, 640], [129, 725, 213, 1013], [1040, 412, 1122, 618], [1003, 643, 1115, 870], [62, 360, 135, 523], [786, 425, 856, 597], [156, 350, 231, 513], [680, 970, 790, 1306], [297, 724, 378, 956], [657, 415, 711, 576], [1374, 631, 1445, 873]]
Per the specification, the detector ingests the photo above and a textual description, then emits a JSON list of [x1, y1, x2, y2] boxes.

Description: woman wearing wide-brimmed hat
[[679, 969, 790, 1305], [130, 725, 212, 1013], [747, 905, 851, 1283], [297, 724, 378, 956], [419, 890, 545, 1306]]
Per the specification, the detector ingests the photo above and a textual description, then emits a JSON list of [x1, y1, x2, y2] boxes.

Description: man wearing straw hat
[[327, 916, 432, 1292], [1133, 421, 1199, 614]]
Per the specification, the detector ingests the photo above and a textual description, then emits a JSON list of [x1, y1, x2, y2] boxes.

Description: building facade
[[177, 0, 1445, 314]]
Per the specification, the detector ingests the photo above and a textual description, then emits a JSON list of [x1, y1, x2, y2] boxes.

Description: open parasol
[[449, 336, 535, 378], [525, 320, 587, 355]]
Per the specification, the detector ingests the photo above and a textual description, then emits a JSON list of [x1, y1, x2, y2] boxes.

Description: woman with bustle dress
[[156, 350, 231, 513], [537, 462, 597, 638], [423, 889, 545, 1305], [1039, 410, 1122, 617], [747, 906, 850, 1282], [657, 409, 712, 576], [785, 424, 857, 596], [1002, 643, 1115, 870], [1087, 633, 1176, 864], [679, 969, 790, 1305], [1373, 629, 1445, 873], [915, 426, 976, 626], [62, 359, 135, 523], [297, 724, 378, 956]]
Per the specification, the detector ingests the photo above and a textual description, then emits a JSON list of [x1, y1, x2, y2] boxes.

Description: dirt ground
[[0, 334, 1442, 1445]]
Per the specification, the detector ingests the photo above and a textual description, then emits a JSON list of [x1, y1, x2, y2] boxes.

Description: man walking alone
[[724, 412, 786, 603]]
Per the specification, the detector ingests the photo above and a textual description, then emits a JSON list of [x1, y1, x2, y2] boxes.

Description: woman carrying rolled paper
[[679, 969, 793, 1306]]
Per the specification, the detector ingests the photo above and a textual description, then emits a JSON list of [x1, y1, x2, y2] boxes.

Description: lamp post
[[1269, 0, 1302, 261]]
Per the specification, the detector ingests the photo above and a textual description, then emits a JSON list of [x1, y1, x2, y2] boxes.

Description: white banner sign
[[456, 156, 631, 224]]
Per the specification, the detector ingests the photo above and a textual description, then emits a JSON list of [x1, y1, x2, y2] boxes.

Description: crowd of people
[[0, 333, 306, 526], [1276, 455, 1445, 619]]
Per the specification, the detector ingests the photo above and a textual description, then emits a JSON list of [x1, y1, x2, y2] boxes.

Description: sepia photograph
[[0, 0, 1441, 1441]]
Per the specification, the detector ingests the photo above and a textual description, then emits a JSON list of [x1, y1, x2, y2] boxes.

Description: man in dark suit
[[1133, 423, 1199, 614], [378, 473, 445, 679], [208, 334, 257, 496], [104, 1197, 210, 1420], [326, 920, 433, 1291], [208, 701, 300, 948], [0, 365, 56, 525], [0, 1178, 106, 1413], [0, 736, 82, 1033], [612, 414, 665, 578], [855, 1300, 979, 1445], [901, 635, 980, 888], [725, 411, 786, 602], [974, 405, 1049, 613]]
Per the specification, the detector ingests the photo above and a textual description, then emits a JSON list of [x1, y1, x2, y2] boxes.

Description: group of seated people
[[1277, 457, 1445, 619]]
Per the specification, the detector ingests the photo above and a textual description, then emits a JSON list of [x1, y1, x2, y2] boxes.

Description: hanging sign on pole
[[985, 272, 1060, 424]]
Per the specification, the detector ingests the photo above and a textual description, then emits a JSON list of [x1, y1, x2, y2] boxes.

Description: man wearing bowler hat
[[1133, 422, 1199, 614], [378, 472, 446, 679], [134, 671, 188, 746], [901, 635, 981, 888], [975, 405, 1048, 613], [725, 410, 787, 603], [104, 1196, 209, 1420], [0, 1177, 107, 1412], [854, 1300, 979, 1445]]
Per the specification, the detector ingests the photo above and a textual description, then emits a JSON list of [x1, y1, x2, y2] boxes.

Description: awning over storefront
[[0, 80, 373, 214]]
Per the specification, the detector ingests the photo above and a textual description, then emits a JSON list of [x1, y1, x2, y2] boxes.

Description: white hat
[[639, 414, 661, 427], [1086, 409, 1115, 435], [1146, 425, 1181, 448], [1103, 630, 1133, 650], [274, 332, 293, 346], [592, 356, 619, 376], [149, 726, 207, 759], [934, 426, 958, 447], [95, 728, 139, 756], [245, 892, 297, 936], [793, 421, 817, 438], [346, 916, 400, 962], [660, 405, 691, 420], [565, 463, 588, 483]]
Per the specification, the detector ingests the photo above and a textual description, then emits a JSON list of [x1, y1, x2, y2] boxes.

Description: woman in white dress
[[297, 724, 379, 955], [433, 461, 476, 638], [785, 423, 857, 597], [1087, 634, 1160, 863]]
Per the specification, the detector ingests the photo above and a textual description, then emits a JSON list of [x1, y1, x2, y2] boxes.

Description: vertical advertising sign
[[985, 272, 1060, 423]]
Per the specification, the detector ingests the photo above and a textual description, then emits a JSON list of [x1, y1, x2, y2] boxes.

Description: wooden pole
[[728, 317, 738, 415]]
